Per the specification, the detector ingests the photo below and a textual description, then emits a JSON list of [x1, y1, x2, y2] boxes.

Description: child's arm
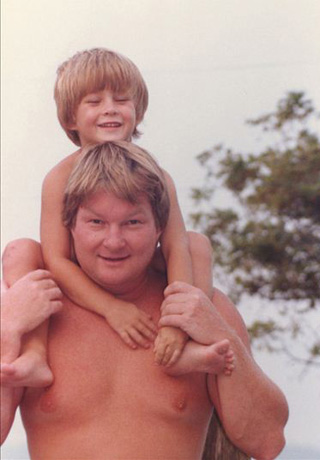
[[157, 172, 213, 297], [160, 171, 194, 286], [40, 155, 157, 349], [154, 171, 215, 367], [154, 171, 193, 366]]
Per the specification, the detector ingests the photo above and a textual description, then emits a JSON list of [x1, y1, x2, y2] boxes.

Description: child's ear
[[67, 118, 78, 130], [133, 117, 142, 137], [65, 110, 78, 130]]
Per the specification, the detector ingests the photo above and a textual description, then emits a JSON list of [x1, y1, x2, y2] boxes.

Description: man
[[2, 141, 288, 459]]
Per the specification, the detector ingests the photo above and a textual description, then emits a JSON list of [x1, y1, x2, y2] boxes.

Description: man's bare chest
[[22, 300, 211, 426]]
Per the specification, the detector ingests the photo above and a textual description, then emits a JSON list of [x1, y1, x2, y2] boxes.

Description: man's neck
[[104, 268, 161, 304]]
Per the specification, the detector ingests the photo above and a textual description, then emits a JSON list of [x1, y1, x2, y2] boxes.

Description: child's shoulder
[[44, 150, 82, 183], [42, 149, 82, 191]]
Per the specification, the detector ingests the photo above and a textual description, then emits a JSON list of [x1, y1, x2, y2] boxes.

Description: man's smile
[[98, 254, 130, 262]]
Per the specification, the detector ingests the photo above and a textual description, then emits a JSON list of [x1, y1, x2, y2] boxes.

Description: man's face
[[69, 88, 137, 146], [71, 189, 161, 296]]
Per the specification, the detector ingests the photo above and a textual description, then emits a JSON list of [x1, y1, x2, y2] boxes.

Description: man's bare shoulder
[[212, 288, 251, 350]]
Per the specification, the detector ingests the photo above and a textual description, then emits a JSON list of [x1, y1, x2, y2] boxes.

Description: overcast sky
[[2, 0, 320, 458]]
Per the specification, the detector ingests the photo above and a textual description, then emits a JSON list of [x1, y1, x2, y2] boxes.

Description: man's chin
[[92, 275, 130, 294]]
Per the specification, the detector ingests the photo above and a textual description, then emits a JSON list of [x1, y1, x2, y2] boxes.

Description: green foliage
[[191, 92, 320, 365]]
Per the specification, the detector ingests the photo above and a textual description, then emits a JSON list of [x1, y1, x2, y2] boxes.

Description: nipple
[[40, 388, 57, 413], [173, 395, 187, 412]]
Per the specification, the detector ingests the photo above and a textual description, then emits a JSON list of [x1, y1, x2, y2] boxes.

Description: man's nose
[[102, 227, 125, 250]]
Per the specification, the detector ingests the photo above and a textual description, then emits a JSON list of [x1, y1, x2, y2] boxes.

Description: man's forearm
[[159, 282, 289, 459], [1, 286, 24, 362], [1, 271, 62, 337], [208, 336, 288, 459]]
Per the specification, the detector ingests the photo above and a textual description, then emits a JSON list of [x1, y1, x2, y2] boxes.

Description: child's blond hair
[[54, 48, 149, 146]]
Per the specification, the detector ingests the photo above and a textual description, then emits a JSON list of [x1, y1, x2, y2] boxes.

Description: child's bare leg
[[1, 324, 52, 388], [188, 231, 214, 298], [2, 238, 45, 285], [2, 238, 52, 384], [151, 234, 213, 294], [161, 339, 235, 377], [1, 239, 55, 444], [2, 239, 44, 359]]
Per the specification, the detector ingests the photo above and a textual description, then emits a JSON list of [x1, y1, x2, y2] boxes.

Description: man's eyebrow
[[79, 202, 149, 219], [126, 206, 148, 217], [79, 205, 103, 217]]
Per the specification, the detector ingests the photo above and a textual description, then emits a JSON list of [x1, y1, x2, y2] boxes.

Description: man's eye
[[90, 219, 103, 224], [127, 219, 140, 225]]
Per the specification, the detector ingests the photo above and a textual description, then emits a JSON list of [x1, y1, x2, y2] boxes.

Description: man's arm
[[1, 271, 62, 345], [1, 271, 62, 343], [159, 282, 289, 460], [1, 271, 62, 444], [206, 288, 288, 459]]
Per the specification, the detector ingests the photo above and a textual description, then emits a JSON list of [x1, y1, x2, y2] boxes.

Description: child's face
[[69, 88, 137, 146]]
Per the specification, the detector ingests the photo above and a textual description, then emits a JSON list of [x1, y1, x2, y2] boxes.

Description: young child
[[1, 48, 230, 386]]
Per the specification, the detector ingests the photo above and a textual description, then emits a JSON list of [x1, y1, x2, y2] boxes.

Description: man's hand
[[153, 326, 188, 367], [159, 281, 229, 345], [1, 270, 63, 337], [105, 301, 158, 349]]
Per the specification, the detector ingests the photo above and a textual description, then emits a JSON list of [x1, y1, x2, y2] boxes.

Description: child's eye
[[83, 94, 101, 104], [86, 99, 100, 104]]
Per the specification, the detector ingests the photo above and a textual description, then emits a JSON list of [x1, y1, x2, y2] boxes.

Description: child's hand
[[105, 301, 158, 349], [153, 326, 189, 367]]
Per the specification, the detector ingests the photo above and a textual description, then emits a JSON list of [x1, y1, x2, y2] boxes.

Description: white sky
[[1, 0, 320, 458]]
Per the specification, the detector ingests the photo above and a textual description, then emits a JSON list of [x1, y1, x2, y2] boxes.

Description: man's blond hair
[[54, 48, 149, 146], [63, 141, 169, 231]]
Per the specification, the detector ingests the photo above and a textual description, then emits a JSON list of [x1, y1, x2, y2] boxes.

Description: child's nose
[[102, 97, 117, 114]]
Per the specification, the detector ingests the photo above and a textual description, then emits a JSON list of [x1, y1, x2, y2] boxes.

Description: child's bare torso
[[21, 275, 212, 460]]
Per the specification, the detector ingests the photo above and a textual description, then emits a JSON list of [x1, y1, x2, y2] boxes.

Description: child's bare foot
[[162, 339, 235, 377], [223, 346, 235, 376], [1, 351, 53, 388]]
